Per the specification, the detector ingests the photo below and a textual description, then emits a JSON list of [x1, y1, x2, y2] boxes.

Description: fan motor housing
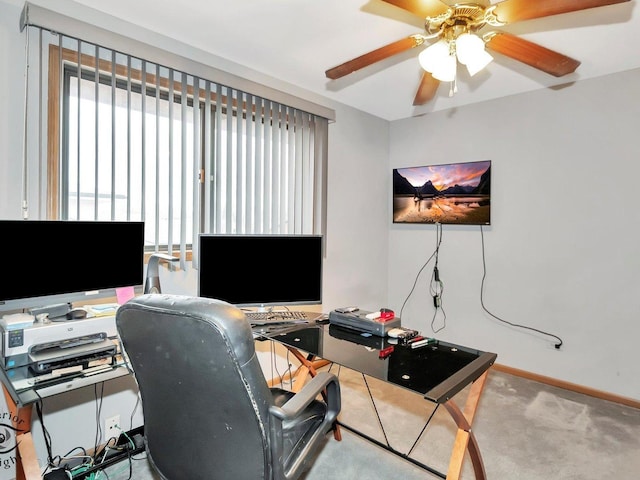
[[426, 4, 494, 36]]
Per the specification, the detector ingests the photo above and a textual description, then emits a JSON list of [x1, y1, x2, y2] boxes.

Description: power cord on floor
[[40, 382, 141, 480]]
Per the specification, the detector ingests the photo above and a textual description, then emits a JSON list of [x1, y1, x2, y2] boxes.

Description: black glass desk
[[256, 323, 497, 480]]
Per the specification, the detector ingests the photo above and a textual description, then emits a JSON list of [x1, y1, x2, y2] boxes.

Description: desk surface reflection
[[259, 323, 496, 403]]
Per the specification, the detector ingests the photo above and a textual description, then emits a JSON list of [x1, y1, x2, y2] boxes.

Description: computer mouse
[[66, 308, 88, 320]]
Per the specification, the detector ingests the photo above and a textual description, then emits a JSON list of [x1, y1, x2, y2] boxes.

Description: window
[[23, 16, 329, 266]]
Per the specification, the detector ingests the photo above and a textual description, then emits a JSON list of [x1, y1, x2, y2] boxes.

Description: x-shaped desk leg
[[442, 370, 489, 480]]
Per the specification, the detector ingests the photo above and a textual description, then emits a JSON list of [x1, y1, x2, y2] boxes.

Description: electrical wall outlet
[[105, 415, 121, 437]]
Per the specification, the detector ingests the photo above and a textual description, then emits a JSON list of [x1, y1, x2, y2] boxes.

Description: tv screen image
[[198, 234, 323, 308], [393, 160, 491, 225]]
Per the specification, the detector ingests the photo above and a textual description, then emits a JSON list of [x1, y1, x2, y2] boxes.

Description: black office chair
[[116, 294, 341, 480]]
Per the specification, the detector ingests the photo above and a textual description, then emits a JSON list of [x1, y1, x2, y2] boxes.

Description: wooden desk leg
[[287, 348, 322, 392], [443, 370, 490, 480], [265, 354, 329, 390], [15, 432, 41, 480], [2, 386, 41, 480], [291, 364, 312, 393]]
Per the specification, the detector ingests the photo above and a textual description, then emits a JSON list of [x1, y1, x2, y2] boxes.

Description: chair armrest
[[269, 371, 340, 423], [268, 371, 341, 480]]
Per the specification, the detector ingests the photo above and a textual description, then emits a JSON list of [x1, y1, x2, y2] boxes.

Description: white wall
[[388, 69, 640, 400]]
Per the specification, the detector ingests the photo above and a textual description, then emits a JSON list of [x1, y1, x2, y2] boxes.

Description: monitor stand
[[144, 253, 179, 294]]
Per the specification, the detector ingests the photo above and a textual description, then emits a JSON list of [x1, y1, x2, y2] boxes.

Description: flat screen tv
[[393, 160, 491, 225], [198, 234, 323, 308], [0, 220, 145, 312]]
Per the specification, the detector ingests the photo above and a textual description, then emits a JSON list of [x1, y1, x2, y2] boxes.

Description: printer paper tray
[[29, 339, 117, 374]]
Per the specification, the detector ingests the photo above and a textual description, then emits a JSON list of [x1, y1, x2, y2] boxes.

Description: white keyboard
[[245, 310, 310, 324]]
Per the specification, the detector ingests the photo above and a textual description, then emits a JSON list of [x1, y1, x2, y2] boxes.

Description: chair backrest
[[116, 294, 275, 479]]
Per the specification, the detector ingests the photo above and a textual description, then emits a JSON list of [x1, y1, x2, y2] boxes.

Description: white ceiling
[[48, 0, 640, 121]]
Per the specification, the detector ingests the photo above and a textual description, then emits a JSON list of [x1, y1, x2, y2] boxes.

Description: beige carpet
[[104, 368, 640, 479]]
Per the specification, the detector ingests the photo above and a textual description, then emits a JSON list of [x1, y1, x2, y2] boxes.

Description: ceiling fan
[[325, 0, 631, 105]]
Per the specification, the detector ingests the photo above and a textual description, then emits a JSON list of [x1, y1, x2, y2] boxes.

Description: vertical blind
[[21, 4, 330, 268]]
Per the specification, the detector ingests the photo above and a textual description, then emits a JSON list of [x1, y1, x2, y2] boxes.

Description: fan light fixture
[[418, 32, 493, 87], [415, 4, 499, 96], [325, 0, 600, 106]]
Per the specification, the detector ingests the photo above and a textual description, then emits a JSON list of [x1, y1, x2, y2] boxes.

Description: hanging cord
[[398, 226, 441, 320], [33, 390, 55, 469], [268, 341, 291, 388], [399, 224, 447, 333], [92, 382, 106, 464], [429, 224, 446, 333], [34, 390, 102, 477], [128, 394, 142, 435], [479, 226, 563, 349]]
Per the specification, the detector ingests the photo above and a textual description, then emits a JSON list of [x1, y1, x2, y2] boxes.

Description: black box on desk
[[328, 324, 387, 349], [328, 309, 400, 337]]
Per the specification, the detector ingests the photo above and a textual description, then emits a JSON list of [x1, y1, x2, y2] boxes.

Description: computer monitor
[[0, 220, 145, 312], [197, 234, 323, 308]]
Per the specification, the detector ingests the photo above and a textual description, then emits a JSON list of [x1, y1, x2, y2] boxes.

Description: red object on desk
[[379, 309, 395, 321], [378, 345, 394, 359]]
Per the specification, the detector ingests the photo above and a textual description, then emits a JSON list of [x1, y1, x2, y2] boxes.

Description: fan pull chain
[[448, 59, 458, 97]]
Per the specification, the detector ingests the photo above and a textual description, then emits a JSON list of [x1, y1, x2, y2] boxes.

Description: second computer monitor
[[197, 234, 323, 308]]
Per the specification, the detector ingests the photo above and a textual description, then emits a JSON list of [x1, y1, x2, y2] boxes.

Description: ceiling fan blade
[[381, 0, 450, 18], [413, 72, 440, 105], [326, 36, 423, 80], [493, 0, 630, 24], [485, 32, 581, 77]]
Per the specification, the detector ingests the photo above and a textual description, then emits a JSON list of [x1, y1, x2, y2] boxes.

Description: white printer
[[1, 315, 120, 374]]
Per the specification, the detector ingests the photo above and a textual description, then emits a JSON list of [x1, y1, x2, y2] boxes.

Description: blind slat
[[203, 80, 212, 234], [180, 72, 189, 270], [225, 86, 233, 233], [167, 69, 175, 254], [191, 76, 201, 269], [235, 92, 244, 232], [213, 83, 223, 232], [245, 94, 255, 233], [93, 43, 99, 219]]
